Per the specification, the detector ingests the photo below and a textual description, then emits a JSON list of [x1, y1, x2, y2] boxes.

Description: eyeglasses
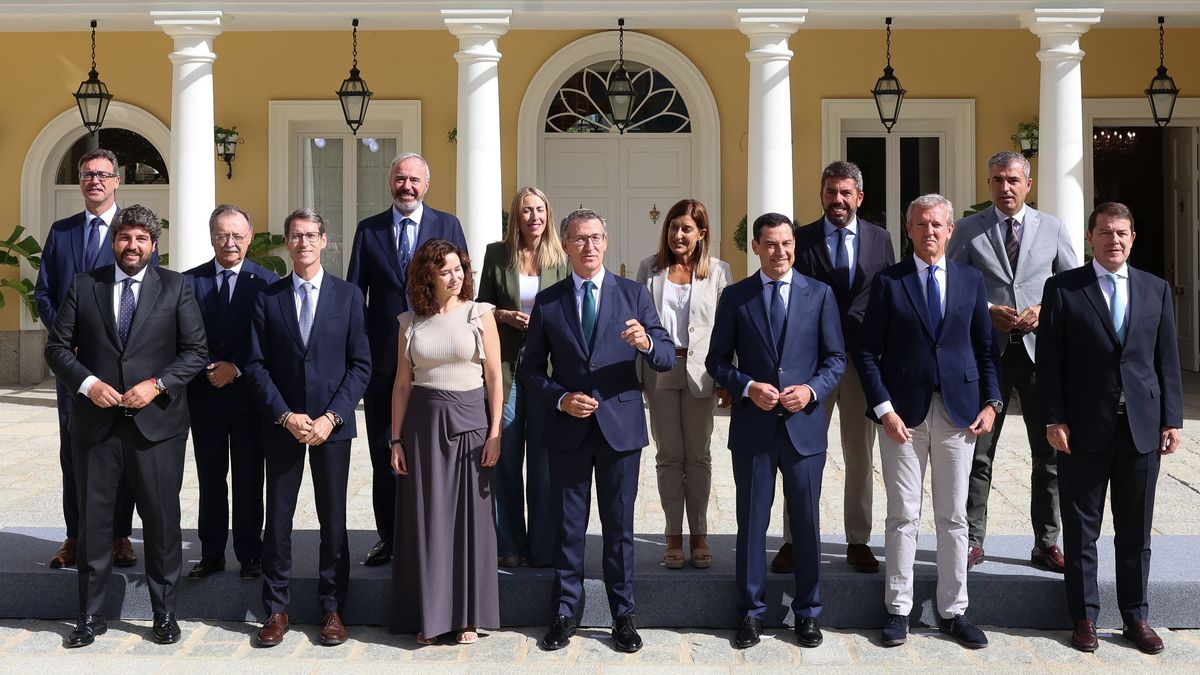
[[286, 232, 323, 244], [212, 233, 247, 244], [568, 233, 606, 249], [80, 171, 119, 182]]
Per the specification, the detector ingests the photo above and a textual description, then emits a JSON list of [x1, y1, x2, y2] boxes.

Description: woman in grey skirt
[[388, 239, 503, 645]]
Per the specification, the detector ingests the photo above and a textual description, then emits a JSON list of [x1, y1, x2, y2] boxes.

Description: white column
[[152, 10, 223, 272], [443, 9, 510, 284], [739, 8, 806, 273], [1022, 8, 1103, 262]]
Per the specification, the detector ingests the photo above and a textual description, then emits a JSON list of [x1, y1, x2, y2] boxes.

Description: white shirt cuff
[[741, 381, 753, 400], [873, 400, 894, 418], [79, 376, 98, 396], [557, 393, 569, 411]]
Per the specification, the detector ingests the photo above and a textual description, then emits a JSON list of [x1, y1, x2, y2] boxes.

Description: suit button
[[688, 327, 695, 333], [778, 368, 784, 373], [688, 350, 694, 356]]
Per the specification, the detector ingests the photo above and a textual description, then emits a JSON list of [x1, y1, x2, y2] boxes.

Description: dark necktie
[[299, 281, 315, 348], [927, 265, 941, 386], [768, 280, 786, 352], [581, 280, 597, 351], [1004, 217, 1020, 274], [833, 228, 851, 290], [398, 218, 414, 281], [84, 217, 103, 271], [217, 269, 234, 316], [118, 278, 136, 347]]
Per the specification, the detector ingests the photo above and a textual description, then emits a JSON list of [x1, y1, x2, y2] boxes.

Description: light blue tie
[[1109, 273, 1127, 345], [299, 281, 314, 347]]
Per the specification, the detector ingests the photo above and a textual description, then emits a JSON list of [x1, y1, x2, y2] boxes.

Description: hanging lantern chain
[[1158, 16, 1165, 68], [352, 18, 359, 70], [885, 17, 892, 68], [89, 19, 98, 71]]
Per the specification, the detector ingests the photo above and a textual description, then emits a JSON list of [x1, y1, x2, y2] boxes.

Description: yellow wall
[[4, 26, 1200, 328]]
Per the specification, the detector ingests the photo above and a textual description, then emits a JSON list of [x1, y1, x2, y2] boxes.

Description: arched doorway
[[517, 32, 720, 278]]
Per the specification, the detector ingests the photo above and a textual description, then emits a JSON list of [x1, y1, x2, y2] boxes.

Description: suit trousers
[[732, 418, 825, 618], [494, 375, 554, 565], [262, 438, 351, 614], [73, 416, 186, 617], [967, 344, 1060, 548], [363, 374, 397, 546], [190, 412, 265, 563], [783, 359, 875, 546], [879, 395, 972, 619], [645, 356, 716, 537], [56, 380, 135, 539], [548, 420, 641, 620], [1058, 416, 1159, 626]]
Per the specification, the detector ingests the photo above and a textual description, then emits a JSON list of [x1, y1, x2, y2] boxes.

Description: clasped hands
[[990, 303, 1040, 334], [283, 413, 335, 445], [748, 382, 811, 413], [86, 378, 160, 410]]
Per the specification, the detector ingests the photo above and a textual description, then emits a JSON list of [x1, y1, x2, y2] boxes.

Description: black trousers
[[190, 412, 265, 563], [73, 416, 186, 617], [57, 380, 135, 540], [363, 374, 396, 546], [261, 437, 351, 614]]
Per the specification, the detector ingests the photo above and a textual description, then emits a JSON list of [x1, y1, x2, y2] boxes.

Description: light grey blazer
[[635, 255, 732, 397], [947, 205, 1078, 360]]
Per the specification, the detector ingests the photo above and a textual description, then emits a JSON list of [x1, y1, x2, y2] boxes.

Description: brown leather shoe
[[50, 537, 77, 569], [770, 543, 794, 574], [256, 613, 289, 647], [112, 538, 137, 567], [319, 611, 348, 646], [1031, 545, 1066, 573], [967, 546, 985, 570], [1122, 620, 1164, 655], [846, 543, 880, 573], [1071, 619, 1099, 652]]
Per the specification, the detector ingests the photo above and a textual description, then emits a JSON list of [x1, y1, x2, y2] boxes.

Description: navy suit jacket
[[706, 272, 847, 456], [518, 270, 675, 452], [793, 217, 895, 351], [856, 258, 1000, 429], [245, 272, 371, 443], [346, 205, 466, 375], [1037, 264, 1183, 454], [183, 259, 280, 417]]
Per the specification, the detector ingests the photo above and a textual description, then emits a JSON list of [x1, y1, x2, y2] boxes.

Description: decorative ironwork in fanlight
[[545, 61, 691, 134]]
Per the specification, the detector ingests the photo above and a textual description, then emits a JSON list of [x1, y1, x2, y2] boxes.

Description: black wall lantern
[[1146, 16, 1180, 128], [606, 18, 639, 133], [871, 17, 906, 133], [74, 19, 113, 135], [336, 18, 373, 135]]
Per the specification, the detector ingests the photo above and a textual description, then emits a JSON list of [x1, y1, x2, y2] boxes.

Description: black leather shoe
[[64, 615, 106, 648], [881, 614, 909, 647], [187, 557, 225, 579], [364, 539, 392, 567], [152, 612, 181, 644], [939, 614, 988, 649], [795, 617, 823, 648], [612, 615, 643, 653], [540, 614, 577, 651], [240, 558, 263, 579], [733, 615, 763, 649]]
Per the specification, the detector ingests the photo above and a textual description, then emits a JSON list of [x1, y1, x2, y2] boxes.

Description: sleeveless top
[[399, 301, 494, 391]]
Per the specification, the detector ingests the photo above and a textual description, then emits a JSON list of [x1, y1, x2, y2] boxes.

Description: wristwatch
[[153, 378, 168, 395], [986, 399, 1004, 414]]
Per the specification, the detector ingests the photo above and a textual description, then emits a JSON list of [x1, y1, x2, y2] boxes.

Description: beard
[[117, 250, 151, 276]]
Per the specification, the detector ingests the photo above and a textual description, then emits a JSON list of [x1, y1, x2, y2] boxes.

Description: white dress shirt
[[292, 266, 326, 322], [872, 255, 947, 419], [392, 203, 426, 256], [85, 202, 117, 250], [994, 204, 1027, 244], [214, 258, 245, 296], [1092, 258, 1129, 318]]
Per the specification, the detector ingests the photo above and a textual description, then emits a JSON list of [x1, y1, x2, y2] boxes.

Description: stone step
[[4, 528, 1197, 630]]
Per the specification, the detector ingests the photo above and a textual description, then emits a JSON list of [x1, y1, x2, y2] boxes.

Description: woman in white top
[[636, 198, 732, 569]]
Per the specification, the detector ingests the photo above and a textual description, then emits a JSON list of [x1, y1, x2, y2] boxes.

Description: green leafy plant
[[961, 201, 993, 219], [0, 225, 43, 321], [734, 215, 748, 253], [247, 232, 288, 276], [215, 125, 238, 142]]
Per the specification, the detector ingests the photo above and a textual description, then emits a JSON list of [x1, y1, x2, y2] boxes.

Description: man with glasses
[[346, 153, 466, 568], [182, 205, 279, 581], [35, 149, 155, 571]]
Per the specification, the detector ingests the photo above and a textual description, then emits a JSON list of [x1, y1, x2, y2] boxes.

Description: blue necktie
[[398, 218, 414, 281], [768, 280, 786, 352], [833, 228, 850, 290], [217, 269, 234, 317], [299, 281, 314, 348], [1110, 273, 1127, 345], [118, 278, 136, 347], [84, 217, 103, 271], [581, 280, 597, 351], [926, 264, 942, 336]]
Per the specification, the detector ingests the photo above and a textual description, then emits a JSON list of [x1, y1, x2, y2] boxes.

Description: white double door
[[543, 134, 692, 278]]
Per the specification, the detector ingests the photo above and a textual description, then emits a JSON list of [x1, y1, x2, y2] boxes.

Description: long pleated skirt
[[389, 386, 499, 636]]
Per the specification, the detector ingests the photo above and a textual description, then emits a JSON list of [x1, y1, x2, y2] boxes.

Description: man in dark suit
[[246, 208, 371, 648], [183, 205, 280, 580], [856, 194, 1000, 650], [788, 160, 895, 575], [707, 212, 846, 650], [346, 152, 467, 567], [44, 205, 208, 648], [35, 148, 152, 570], [1038, 202, 1183, 655], [519, 208, 674, 653]]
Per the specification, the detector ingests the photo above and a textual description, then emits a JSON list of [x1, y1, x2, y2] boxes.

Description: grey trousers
[[645, 356, 716, 536]]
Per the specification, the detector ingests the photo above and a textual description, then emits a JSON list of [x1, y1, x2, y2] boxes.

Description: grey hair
[[820, 160, 864, 193], [114, 204, 162, 244], [79, 148, 119, 174], [906, 194, 955, 225], [390, 152, 431, 181], [986, 151, 1031, 180], [284, 207, 327, 236], [561, 208, 607, 235], [208, 204, 253, 233]]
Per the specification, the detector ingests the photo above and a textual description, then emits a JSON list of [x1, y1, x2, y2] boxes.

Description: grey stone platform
[[4, 527, 1197, 631]]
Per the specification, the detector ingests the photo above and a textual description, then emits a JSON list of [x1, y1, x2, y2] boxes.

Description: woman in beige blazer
[[476, 187, 570, 568], [636, 198, 731, 570]]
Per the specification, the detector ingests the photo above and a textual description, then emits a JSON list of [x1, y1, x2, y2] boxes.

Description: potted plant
[[1011, 119, 1038, 159]]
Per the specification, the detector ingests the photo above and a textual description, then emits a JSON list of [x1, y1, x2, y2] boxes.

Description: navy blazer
[[1037, 264, 1183, 454], [793, 217, 895, 351], [706, 272, 847, 456], [856, 258, 1000, 429], [346, 205, 467, 375], [183, 259, 280, 417], [518, 270, 675, 452], [245, 272, 371, 443], [35, 208, 160, 327]]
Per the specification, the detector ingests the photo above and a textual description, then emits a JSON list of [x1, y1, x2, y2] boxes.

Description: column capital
[[736, 8, 807, 37], [151, 10, 224, 39], [442, 9, 511, 39], [1021, 8, 1103, 40]]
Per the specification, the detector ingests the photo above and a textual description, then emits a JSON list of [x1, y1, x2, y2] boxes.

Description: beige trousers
[[645, 356, 716, 536]]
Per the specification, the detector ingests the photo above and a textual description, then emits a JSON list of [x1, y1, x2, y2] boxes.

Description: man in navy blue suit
[[346, 153, 466, 567], [1038, 202, 1183, 655], [519, 208, 674, 654], [856, 194, 1000, 650], [183, 205, 279, 580], [245, 208, 371, 648], [706, 212, 846, 650], [35, 148, 147, 570]]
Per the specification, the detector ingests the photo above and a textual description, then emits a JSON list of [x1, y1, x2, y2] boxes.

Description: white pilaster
[[152, 10, 223, 272], [739, 8, 806, 273], [1022, 8, 1103, 263], [443, 9, 510, 283]]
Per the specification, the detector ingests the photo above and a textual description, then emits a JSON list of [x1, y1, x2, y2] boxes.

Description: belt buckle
[[121, 405, 135, 418], [1116, 401, 1127, 415], [675, 347, 688, 358], [1008, 331, 1025, 344]]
